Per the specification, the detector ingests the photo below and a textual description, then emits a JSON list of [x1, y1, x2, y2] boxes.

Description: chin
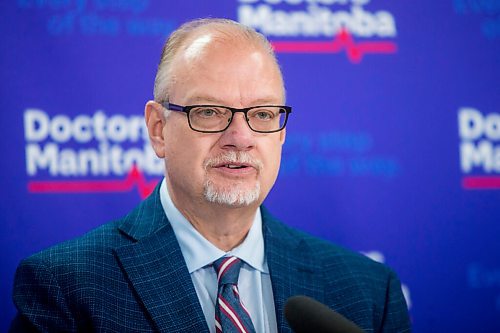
[[203, 180, 261, 207]]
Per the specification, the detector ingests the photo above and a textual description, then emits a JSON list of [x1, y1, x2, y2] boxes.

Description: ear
[[145, 100, 166, 158], [279, 127, 286, 145]]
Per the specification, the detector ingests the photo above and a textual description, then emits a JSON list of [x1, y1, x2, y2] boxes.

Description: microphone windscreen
[[284, 295, 364, 333]]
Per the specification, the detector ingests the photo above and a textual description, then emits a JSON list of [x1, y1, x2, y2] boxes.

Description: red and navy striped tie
[[213, 256, 256, 333]]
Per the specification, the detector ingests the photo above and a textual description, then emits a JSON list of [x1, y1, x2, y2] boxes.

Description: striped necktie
[[213, 256, 256, 333]]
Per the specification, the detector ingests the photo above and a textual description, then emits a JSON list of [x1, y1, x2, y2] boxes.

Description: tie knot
[[213, 256, 243, 285]]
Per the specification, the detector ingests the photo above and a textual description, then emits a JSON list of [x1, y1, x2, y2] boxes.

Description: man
[[11, 18, 410, 332]]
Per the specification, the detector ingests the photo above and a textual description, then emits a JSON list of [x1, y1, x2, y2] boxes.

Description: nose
[[219, 112, 256, 151]]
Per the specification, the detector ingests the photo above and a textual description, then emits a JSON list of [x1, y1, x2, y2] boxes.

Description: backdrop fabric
[[1, 1, 499, 332]]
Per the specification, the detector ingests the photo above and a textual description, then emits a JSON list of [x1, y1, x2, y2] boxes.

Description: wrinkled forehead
[[179, 24, 254, 55], [172, 27, 284, 92], [183, 33, 214, 62], [179, 27, 270, 64]]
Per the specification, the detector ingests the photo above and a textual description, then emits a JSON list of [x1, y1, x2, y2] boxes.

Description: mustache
[[204, 151, 263, 171]]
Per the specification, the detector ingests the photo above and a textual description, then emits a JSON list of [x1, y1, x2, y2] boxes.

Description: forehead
[[183, 33, 213, 62], [169, 30, 284, 106]]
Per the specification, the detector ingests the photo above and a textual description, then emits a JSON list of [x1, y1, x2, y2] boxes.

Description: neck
[[166, 181, 259, 252]]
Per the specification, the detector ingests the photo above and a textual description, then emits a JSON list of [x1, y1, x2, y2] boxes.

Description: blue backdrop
[[1, 1, 500, 332]]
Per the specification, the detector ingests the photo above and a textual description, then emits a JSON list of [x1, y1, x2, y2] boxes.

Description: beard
[[203, 151, 263, 207], [204, 179, 261, 207]]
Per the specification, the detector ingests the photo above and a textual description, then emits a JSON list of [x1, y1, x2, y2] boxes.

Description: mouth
[[204, 152, 263, 176], [219, 163, 250, 170], [214, 163, 255, 174]]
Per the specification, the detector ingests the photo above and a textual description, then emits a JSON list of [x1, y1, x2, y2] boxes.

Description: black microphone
[[284, 295, 365, 333]]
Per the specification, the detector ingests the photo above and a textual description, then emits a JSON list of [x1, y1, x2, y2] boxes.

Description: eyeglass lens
[[188, 106, 287, 132]]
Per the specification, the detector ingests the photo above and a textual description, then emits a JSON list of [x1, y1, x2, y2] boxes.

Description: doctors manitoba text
[[24, 109, 164, 177], [237, 0, 396, 38], [459, 107, 500, 173]]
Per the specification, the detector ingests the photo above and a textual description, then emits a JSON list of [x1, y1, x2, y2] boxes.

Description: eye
[[252, 109, 275, 121], [193, 107, 221, 118], [202, 109, 215, 117]]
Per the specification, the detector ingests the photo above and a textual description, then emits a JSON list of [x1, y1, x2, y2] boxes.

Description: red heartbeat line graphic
[[28, 166, 160, 199], [271, 29, 397, 63], [462, 176, 500, 190]]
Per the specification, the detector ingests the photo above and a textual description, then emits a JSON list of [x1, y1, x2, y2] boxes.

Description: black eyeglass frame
[[162, 102, 292, 133]]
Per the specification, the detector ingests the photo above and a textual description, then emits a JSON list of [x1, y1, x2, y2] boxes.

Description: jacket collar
[[117, 182, 168, 241], [114, 183, 209, 332], [262, 206, 325, 333]]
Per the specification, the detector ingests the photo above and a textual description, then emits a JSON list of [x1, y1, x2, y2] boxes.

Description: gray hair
[[153, 18, 283, 103]]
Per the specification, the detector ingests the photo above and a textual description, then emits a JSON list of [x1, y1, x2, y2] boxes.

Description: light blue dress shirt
[[159, 179, 277, 333]]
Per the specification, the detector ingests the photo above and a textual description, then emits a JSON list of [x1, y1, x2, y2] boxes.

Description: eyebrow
[[186, 96, 224, 104]]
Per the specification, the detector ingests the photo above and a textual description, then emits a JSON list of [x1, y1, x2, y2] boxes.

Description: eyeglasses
[[162, 102, 292, 133]]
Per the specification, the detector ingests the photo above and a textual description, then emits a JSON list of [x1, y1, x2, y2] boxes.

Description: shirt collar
[[159, 178, 267, 274]]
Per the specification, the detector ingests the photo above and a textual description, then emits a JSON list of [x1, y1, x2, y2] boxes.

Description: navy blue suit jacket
[[11, 185, 410, 332]]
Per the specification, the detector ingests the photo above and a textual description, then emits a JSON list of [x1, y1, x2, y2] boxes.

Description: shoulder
[[19, 184, 165, 273], [262, 206, 401, 298], [10, 194, 167, 332], [262, 208, 410, 331], [11, 219, 128, 331], [263, 206, 387, 274], [16, 219, 126, 281]]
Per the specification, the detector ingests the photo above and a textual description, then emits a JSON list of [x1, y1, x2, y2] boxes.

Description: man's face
[[158, 33, 286, 208]]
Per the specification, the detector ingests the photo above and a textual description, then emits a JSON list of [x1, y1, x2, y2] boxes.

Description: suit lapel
[[262, 208, 325, 333], [112, 185, 324, 333], [114, 184, 208, 333]]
